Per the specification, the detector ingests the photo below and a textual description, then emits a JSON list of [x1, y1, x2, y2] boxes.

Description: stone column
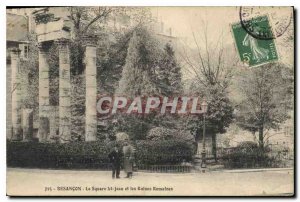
[[57, 39, 71, 143], [38, 43, 50, 142], [84, 36, 98, 141], [39, 117, 50, 142], [22, 109, 33, 141], [10, 48, 22, 141]]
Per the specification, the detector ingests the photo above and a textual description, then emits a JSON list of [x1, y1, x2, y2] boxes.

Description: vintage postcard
[[6, 6, 294, 196]]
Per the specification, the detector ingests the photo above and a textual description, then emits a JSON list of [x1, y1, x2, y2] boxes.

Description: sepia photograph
[[5, 6, 295, 196]]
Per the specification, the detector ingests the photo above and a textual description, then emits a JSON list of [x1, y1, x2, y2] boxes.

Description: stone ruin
[[10, 8, 98, 143]]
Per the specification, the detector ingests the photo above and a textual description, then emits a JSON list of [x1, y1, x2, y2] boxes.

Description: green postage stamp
[[232, 15, 278, 67]]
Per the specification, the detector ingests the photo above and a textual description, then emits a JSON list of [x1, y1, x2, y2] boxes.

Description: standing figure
[[123, 141, 134, 178], [242, 33, 269, 62], [108, 146, 122, 179]]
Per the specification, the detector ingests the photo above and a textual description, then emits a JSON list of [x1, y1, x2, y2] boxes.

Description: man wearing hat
[[108, 146, 122, 179]]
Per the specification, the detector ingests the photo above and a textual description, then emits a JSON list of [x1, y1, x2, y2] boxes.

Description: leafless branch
[[82, 7, 112, 33], [191, 31, 209, 80], [179, 40, 208, 87]]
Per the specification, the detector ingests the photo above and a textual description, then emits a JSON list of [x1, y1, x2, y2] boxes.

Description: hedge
[[7, 139, 195, 169], [7, 141, 117, 169], [221, 142, 281, 168], [135, 140, 196, 165]]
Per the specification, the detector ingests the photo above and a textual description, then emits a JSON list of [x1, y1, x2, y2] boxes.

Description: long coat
[[108, 150, 122, 166], [123, 145, 134, 173]]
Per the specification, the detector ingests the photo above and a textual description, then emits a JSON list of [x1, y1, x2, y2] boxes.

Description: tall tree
[[186, 84, 234, 161], [236, 63, 294, 150], [156, 43, 183, 96], [181, 23, 236, 161], [116, 27, 160, 96], [114, 26, 166, 140]]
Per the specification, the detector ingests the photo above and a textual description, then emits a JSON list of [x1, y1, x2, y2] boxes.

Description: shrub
[[146, 127, 173, 140], [135, 139, 195, 165], [222, 141, 281, 168], [147, 127, 195, 142]]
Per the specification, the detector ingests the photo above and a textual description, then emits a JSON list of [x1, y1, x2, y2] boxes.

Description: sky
[[149, 7, 294, 67], [150, 7, 243, 46]]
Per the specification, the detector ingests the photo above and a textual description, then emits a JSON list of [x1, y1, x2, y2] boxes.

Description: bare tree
[[236, 63, 294, 150], [69, 7, 113, 38], [180, 23, 238, 90], [180, 21, 237, 161]]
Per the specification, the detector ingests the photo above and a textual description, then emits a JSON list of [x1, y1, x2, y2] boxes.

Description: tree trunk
[[72, 31, 85, 75], [212, 133, 217, 162], [258, 126, 264, 151]]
